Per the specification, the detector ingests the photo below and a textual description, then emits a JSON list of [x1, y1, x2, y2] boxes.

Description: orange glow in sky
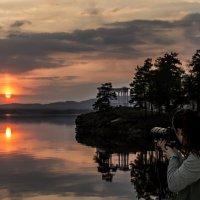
[[0, 1, 199, 103]]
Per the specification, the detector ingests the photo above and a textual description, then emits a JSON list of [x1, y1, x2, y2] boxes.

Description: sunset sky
[[0, 0, 200, 103]]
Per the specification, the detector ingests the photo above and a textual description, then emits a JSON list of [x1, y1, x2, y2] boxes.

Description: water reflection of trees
[[130, 151, 174, 200], [93, 148, 175, 199], [94, 149, 118, 182], [94, 149, 132, 182], [78, 134, 175, 199]]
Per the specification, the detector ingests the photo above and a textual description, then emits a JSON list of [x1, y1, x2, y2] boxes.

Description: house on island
[[111, 87, 131, 107]]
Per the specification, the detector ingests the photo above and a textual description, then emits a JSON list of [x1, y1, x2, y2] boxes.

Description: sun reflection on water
[[0, 126, 14, 153]]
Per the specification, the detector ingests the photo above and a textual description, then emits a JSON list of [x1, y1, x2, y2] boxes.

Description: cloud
[[23, 75, 79, 81], [0, 13, 199, 74], [0, 35, 92, 73], [10, 20, 31, 28], [174, 13, 200, 43], [80, 9, 100, 16]]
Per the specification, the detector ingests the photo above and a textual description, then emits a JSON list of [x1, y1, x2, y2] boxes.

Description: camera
[[150, 127, 180, 148]]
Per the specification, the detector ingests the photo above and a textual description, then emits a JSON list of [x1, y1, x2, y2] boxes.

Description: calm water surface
[[0, 116, 137, 200]]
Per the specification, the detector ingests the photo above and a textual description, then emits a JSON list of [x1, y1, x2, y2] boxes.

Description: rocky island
[[75, 107, 170, 152]]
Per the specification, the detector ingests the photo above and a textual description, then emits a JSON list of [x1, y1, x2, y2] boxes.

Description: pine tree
[[93, 82, 117, 111], [189, 49, 200, 111], [153, 52, 184, 112], [130, 58, 153, 114]]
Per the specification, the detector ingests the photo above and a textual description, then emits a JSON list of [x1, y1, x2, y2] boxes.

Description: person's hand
[[156, 140, 178, 160], [156, 139, 166, 151]]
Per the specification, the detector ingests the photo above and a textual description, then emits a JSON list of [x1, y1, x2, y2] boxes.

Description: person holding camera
[[157, 109, 200, 200]]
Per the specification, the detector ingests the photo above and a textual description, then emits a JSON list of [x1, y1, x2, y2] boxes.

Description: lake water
[[0, 115, 138, 200]]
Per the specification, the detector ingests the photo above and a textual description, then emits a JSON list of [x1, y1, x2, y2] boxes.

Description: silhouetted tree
[[130, 58, 153, 115], [153, 52, 184, 113], [93, 82, 117, 111], [189, 49, 200, 111], [182, 74, 196, 109]]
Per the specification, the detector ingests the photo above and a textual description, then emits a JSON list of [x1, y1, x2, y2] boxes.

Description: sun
[[5, 127, 12, 139], [5, 90, 12, 98]]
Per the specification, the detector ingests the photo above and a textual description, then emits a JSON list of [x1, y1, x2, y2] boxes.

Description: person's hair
[[172, 109, 200, 157]]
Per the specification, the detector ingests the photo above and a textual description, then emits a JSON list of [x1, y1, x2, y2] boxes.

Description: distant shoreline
[[0, 109, 91, 118]]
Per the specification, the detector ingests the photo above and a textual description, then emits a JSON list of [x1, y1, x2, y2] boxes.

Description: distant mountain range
[[0, 99, 96, 110]]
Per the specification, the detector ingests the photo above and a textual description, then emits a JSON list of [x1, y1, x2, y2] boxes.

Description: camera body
[[150, 127, 180, 148]]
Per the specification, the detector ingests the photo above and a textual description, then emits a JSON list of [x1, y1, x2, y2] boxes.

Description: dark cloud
[[10, 20, 31, 28], [0, 32, 95, 73], [1, 13, 200, 74], [174, 13, 200, 43]]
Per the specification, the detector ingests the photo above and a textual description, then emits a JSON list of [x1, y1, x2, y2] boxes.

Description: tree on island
[[130, 52, 186, 114], [93, 82, 117, 111], [129, 58, 154, 115], [182, 74, 196, 109], [189, 49, 200, 111], [91, 50, 200, 114], [153, 52, 185, 112]]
